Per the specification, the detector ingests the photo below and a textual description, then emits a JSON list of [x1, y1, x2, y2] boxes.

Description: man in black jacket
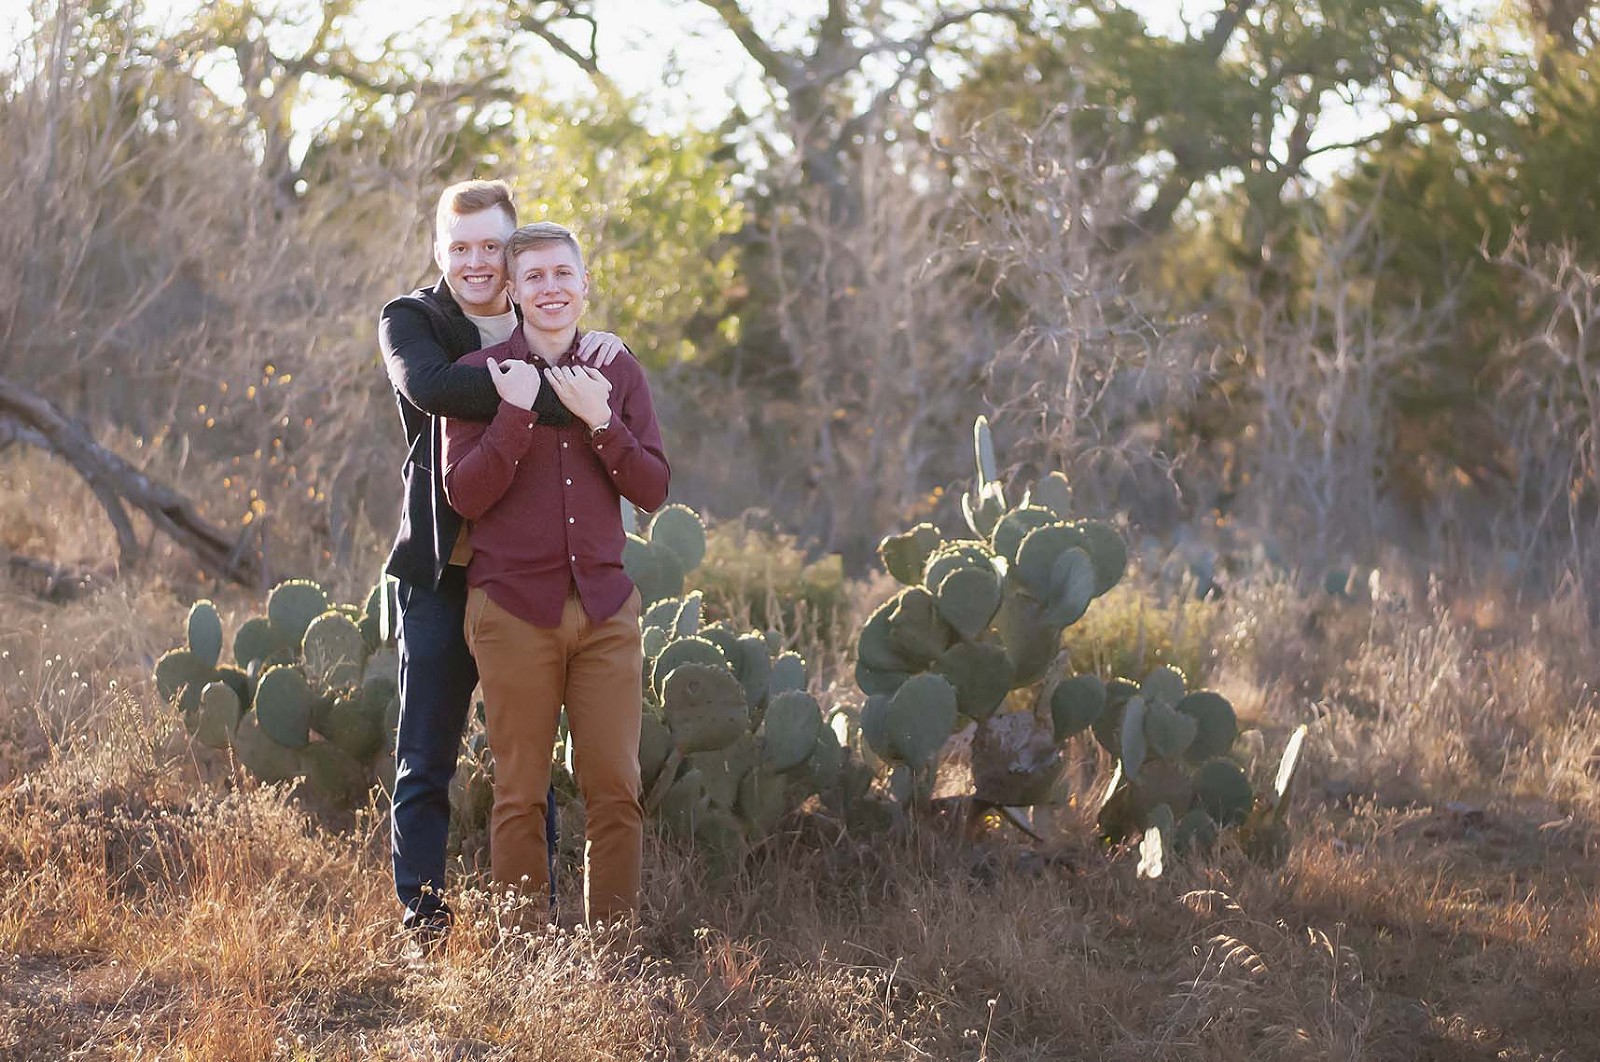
[[378, 179, 626, 939]]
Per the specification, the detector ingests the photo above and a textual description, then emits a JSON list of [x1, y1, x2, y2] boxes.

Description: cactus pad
[[1030, 471, 1073, 518], [1144, 699, 1199, 760], [1270, 724, 1308, 815], [302, 611, 365, 688], [687, 735, 757, 809], [933, 565, 1003, 641], [650, 636, 727, 699], [962, 481, 1007, 537], [1194, 759, 1254, 826], [624, 534, 685, 605], [659, 767, 710, 838], [674, 591, 704, 637], [1013, 523, 1085, 599], [768, 652, 807, 696], [1177, 690, 1238, 762], [973, 415, 997, 484], [302, 741, 369, 807], [1051, 673, 1106, 740], [267, 580, 330, 646], [1140, 665, 1188, 709], [154, 649, 214, 712], [990, 506, 1056, 566], [855, 662, 912, 697], [1131, 759, 1195, 820], [731, 634, 772, 708], [995, 586, 1059, 686], [760, 690, 822, 772], [319, 694, 384, 760], [642, 595, 683, 632], [857, 598, 918, 673], [884, 673, 959, 767], [877, 523, 942, 585], [649, 504, 707, 571], [232, 714, 301, 783], [194, 681, 242, 749], [253, 665, 314, 749], [1075, 520, 1127, 596], [923, 543, 998, 594], [660, 663, 747, 753], [360, 581, 386, 651], [859, 694, 895, 765], [737, 766, 788, 834], [887, 587, 953, 665], [1120, 695, 1148, 780], [1040, 546, 1095, 627], [639, 714, 675, 789], [232, 616, 286, 667], [934, 641, 1012, 721], [187, 601, 224, 668]]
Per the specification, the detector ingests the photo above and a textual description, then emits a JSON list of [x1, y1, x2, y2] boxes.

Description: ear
[[433, 237, 449, 275]]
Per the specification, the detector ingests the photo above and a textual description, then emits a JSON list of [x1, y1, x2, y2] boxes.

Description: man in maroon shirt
[[441, 221, 669, 924]]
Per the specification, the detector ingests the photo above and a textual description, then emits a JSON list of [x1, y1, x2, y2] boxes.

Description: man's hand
[[487, 357, 541, 411], [547, 365, 614, 429], [576, 330, 627, 368]]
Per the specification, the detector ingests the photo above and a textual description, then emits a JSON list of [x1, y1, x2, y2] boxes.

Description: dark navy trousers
[[392, 566, 558, 926]]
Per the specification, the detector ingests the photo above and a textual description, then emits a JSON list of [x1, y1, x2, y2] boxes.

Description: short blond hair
[[505, 221, 585, 273], [434, 179, 516, 236]]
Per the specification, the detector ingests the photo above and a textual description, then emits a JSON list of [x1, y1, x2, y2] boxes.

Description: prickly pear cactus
[[624, 504, 708, 606], [853, 416, 1127, 810], [152, 576, 401, 812], [1088, 664, 1305, 865], [628, 583, 869, 856]]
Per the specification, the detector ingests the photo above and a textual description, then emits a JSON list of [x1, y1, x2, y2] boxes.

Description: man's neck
[[523, 322, 577, 361], [452, 287, 511, 318]]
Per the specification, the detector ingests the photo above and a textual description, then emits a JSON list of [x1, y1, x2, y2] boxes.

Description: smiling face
[[434, 205, 516, 315], [508, 240, 589, 342]]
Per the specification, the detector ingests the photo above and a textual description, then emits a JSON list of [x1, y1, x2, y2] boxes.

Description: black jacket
[[378, 277, 570, 588]]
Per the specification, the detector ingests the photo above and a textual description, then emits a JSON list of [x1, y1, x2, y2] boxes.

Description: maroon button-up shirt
[[441, 327, 670, 627]]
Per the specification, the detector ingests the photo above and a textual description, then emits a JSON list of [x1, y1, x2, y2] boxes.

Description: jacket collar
[[426, 275, 524, 323]]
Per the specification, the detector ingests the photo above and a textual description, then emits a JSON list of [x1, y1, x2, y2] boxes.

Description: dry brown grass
[[2, 550, 1598, 1060]]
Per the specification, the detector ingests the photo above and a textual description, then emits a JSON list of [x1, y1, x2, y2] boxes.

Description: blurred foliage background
[[2, 0, 1598, 610]]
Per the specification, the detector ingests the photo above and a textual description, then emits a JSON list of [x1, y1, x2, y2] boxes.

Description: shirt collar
[[508, 327, 585, 366]]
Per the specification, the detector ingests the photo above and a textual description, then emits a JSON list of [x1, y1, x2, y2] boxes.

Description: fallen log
[[0, 374, 265, 588]]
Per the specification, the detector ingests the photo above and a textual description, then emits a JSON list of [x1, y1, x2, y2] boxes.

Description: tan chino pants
[[464, 584, 644, 924]]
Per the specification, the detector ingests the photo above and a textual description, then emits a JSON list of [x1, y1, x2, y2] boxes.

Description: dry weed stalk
[[1238, 205, 1454, 560], [755, 135, 993, 561], [949, 103, 1218, 526], [1487, 240, 1600, 613]]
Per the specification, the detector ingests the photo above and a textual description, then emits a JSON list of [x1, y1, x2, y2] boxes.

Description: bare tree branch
[[0, 376, 264, 587]]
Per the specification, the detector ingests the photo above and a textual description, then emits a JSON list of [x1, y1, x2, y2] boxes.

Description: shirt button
[[570, 555, 576, 562], [568, 516, 575, 524], [565, 478, 572, 486], [562, 441, 568, 449], [526, 422, 534, 429]]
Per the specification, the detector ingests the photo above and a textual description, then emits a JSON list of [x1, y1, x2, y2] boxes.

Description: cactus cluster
[[1083, 664, 1249, 846], [152, 579, 398, 808], [623, 503, 707, 606], [634, 587, 869, 852], [855, 416, 1127, 806]]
